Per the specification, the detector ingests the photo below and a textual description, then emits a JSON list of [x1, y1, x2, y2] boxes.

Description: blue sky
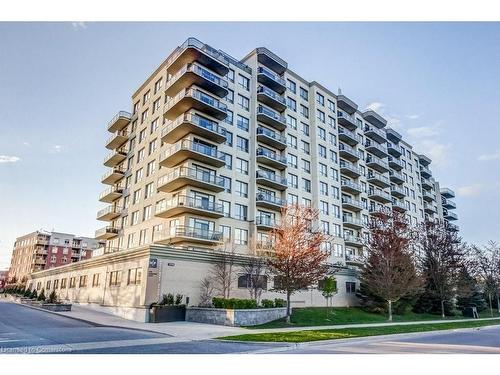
[[1, 22, 499, 269]]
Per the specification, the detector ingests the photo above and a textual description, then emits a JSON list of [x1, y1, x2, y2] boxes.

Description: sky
[[1, 22, 499, 269]]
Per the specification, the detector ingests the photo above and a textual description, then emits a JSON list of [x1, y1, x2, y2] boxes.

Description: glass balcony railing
[[341, 196, 364, 210], [339, 127, 362, 143], [340, 160, 361, 175], [155, 225, 223, 242], [255, 216, 278, 227], [156, 195, 224, 215], [339, 143, 363, 159], [166, 62, 228, 90], [256, 147, 287, 165], [256, 170, 287, 186], [157, 166, 225, 189], [368, 172, 390, 185], [165, 88, 227, 113], [366, 155, 390, 170], [160, 139, 225, 162], [337, 110, 356, 125], [256, 127, 287, 145], [257, 85, 286, 105], [107, 111, 132, 132], [165, 37, 228, 71], [95, 226, 119, 238], [257, 66, 286, 86], [341, 180, 363, 192], [256, 193, 286, 207], [369, 189, 392, 201], [342, 215, 364, 227], [162, 112, 226, 139], [364, 124, 386, 139], [257, 105, 287, 125], [101, 167, 125, 181]]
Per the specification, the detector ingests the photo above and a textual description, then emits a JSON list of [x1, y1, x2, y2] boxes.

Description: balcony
[[164, 87, 227, 120], [341, 196, 364, 212], [387, 142, 403, 158], [389, 170, 405, 184], [257, 105, 287, 131], [166, 38, 229, 76], [339, 143, 362, 162], [366, 155, 390, 173], [155, 195, 224, 219], [390, 185, 405, 199], [154, 226, 223, 246], [420, 165, 432, 178], [337, 110, 357, 130], [364, 124, 386, 144], [165, 63, 228, 98], [341, 180, 363, 195], [103, 148, 127, 168], [101, 167, 125, 185], [107, 111, 132, 133], [159, 139, 226, 168], [99, 185, 124, 203], [365, 140, 388, 158], [161, 112, 226, 144], [256, 47, 287, 75], [447, 223, 459, 232], [424, 202, 437, 214], [440, 188, 455, 198], [363, 110, 387, 129], [257, 85, 287, 112], [105, 130, 129, 150], [386, 128, 402, 143], [344, 235, 364, 248], [256, 170, 287, 191], [255, 216, 278, 231], [339, 160, 361, 178], [368, 189, 392, 203], [337, 94, 358, 115], [392, 200, 407, 213], [422, 190, 436, 202], [97, 205, 122, 221], [346, 254, 364, 265], [257, 66, 286, 94], [444, 210, 458, 221], [339, 127, 361, 146], [388, 156, 403, 171], [442, 198, 457, 209], [157, 167, 225, 193], [256, 148, 287, 170], [343, 215, 364, 230], [367, 172, 391, 188], [419, 154, 432, 167], [256, 192, 286, 211], [421, 177, 435, 190], [257, 126, 287, 150]]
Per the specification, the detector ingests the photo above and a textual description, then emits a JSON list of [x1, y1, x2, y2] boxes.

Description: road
[[2, 300, 500, 354]]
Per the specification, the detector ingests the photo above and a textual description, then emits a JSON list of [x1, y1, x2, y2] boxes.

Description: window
[[137, 148, 145, 163], [288, 153, 298, 168], [237, 95, 249, 111], [225, 110, 233, 125], [92, 274, 100, 287], [220, 225, 231, 240], [143, 205, 152, 221], [318, 145, 327, 158], [302, 141, 310, 155], [219, 200, 231, 217], [238, 274, 268, 289], [316, 92, 324, 106], [226, 89, 234, 103], [287, 134, 297, 149], [220, 176, 231, 193], [109, 271, 122, 286], [235, 203, 248, 220], [127, 268, 142, 285], [327, 99, 335, 112], [238, 74, 250, 90], [235, 180, 248, 198], [320, 181, 328, 196], [148, 139, 157, 155], [300, 104, 309, 118], [61, 278, 67, 289], [346, 282, 356, 293], [146, 160, 156, 177], [131, 211, 140, 225], [288, 173, 298, 188], [302, 159, 310, 173], [46, 280, 51, 290], [143, 90, 150, 104], [227, 69, 235, 82], [69, 277, 76, 288], [152, 98, 160, 114], [225, 131, 233, 147], [287, 115, 297, 129], [221, 152, 232, 170], [53, 279, 59, 290], [317, 110, 325, 123], [236, 158, 249, 174], [133, 189, 141, 204], [235, 228, 248, 245], [79, 275, 87, 287], [287, 97, 296, 111], [141, 109, 148, 124], [303, 178, 311, 193], [288, 193, 298, 205], [287, 79, 296, 93], [300, 87, 308, 101], [302, 122, 310, 136], [236, 115, 249, 131], [318, 127, 326, 140], [154, 78, 163, 94], [144, 182, 154, 199], [237, 136, 249, 152]]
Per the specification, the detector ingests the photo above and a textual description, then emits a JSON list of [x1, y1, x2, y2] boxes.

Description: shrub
[[212, 297, 258, 309], [175, 294, 183, 305], [261, 299, 275, 308], [38, 289, 46, 302], [159, 293, 175, 306], [47, 291, 58, 304], [30, 289, 38, 299], [23, 289, 31, 298], [274, 298, 286, 308]]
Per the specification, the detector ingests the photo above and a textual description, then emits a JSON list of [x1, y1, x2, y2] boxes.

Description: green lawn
[[220, 318, 500, 343], [248, 307, 499, 329]]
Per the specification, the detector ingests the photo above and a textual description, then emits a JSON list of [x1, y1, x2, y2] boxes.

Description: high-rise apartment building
[[27, 38, 458, 321], [7, 230, 102, 282]]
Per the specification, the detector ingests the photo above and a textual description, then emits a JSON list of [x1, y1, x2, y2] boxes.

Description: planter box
[[149, 305, 186, 323], [39, 303, 72, 312], [186, 307, 287, 326]]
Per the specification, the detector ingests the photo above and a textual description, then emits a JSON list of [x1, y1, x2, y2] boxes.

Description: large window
[[346, 282, 356, 294], [235, 228, 248, 245], [109, 271, 122, 286], [127, 268, 142, 286]]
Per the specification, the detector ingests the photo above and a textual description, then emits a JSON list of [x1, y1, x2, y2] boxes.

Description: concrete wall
[[186, 307, 287, 326]]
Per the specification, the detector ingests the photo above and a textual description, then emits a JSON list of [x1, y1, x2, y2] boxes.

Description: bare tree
[[198, 276, 215, 307], [416, 220, 465, 318], [360, 210, 423, 321], [268, 205, 330, 323], [242, 255, 268, 304], [211, 241, 236, 299], [470, 241, 500, 316]]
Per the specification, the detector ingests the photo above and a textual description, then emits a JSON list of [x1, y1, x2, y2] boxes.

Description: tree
[[38, 288, 46, 302], [242, 255, 268, 304], [211, 242, 236, 299], [198, 277, 215, 307], [455, 265, 487, 313], [360, 210, 422, 321], [415, 220, 465, 318], [268, 205, 330, 323], [470, 242, 500, 317], [320, 276, 337, 318]]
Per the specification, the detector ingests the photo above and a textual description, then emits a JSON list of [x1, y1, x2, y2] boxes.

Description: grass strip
[[218, 318, 500, 343]]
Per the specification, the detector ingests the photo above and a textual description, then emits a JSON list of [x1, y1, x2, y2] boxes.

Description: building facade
[[27, 38, 458, 321], [8, 230, 103, 282]]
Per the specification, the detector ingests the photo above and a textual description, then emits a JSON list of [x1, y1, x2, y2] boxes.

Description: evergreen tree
[[456, 266, 487, 312]]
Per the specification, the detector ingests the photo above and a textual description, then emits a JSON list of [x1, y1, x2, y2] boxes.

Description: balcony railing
[[156, 195, 224, 216], [337, 110, 357, 129], [166, 62, 228, 93], [95, 226, 119, 239], [165, 87, 227, 119], [155, 226, 223, 243], [107, 111, 132, 132], [344, 234, 364, 246], [339, 126, 362, 145], [256, 170, 287, 186], [366, 155, 390, 171], [256, 147, 287, 165], [162, 139, 224, 161], [257, 105, 287, 128], [368, 189, 392, 202], [257, 66, 286, 86], [256, 193, 286, 207], [157, 166, 225, 190], [341, 180, 363, 193], [96, 205, 121, 219], [342, 215, 364, 227], [162, 112, 226, 143], [255, 216, 278, 228], [364, 124, 386, 140], [367, 171, 390, 186], [257, 126, 287, 146], [339, 143, 363, 160], [340, 160, 361, 176], [341, 196, 364, 210], [257, 85, 286, 106]]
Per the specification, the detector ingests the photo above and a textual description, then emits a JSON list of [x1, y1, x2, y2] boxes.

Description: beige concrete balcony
[[420, 165, 432, 178], [95, 226, 119, 240], [424, 202, 437, 214], [105, 130, 129, 150], [389, 170, 405, 184], [388, 156, 404, 171], [101, 167, 125, 185], [340, 160, 361, 178], [337, 94, 358, 115], [341, 196, 364, 212], [339, 143, 362, 162], [257, 105, 287, 131], [366, 155, 390, 173], [256, 126, 287, 151], [255, 192, 286, 211], [165, 62, 229, 98], [343, 215, 364, 230], [444, 210, 458, 221], [256, 47, 287, 75], [363, 110, 387, 128], [344, 235, 364, 248], [339, 127, 362, 146], [440, 188, 455, 198], [256, 148, 287, 170], [96, 205, 122, 221], [103, 148, 127, 168], [157, 166, 225, 193], [154, 195, 224, 219], [341, 180, 363, 195], [257, 66, 286, 94], [365, 139, 388, 158], [159, 139, 226, 168], [107, 111, 132, 133], [387, 142, 403, 158], [255, 216, 279, 231], [392, 200, 407, 213], [367, 171, 391, 188], [390, 185, 405, 199], [422, 190, 436, 202], [161, 112, 227, 144], [99, 185, 124, 203], [368, 189, 392, 203], [256, 170, 287, 191], [164, 87, 227, 120], [346, 253, 364, 266], [364, 124, 387, 144], [421, 177, 435, 190], [257, 85, 287, 112], [442, 197, 456, 209], [153, 226, 223, 246], [166, 38, 229, 76], [337, 110, 357, 130]]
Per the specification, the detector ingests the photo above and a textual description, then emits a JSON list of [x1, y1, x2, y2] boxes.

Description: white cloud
[[413, 139, 451, 168], [407, 126, 439, 138], [406, 114, 420, 120], [477, 152, 500, 162], [365, 102, 385, 112], [49, 145, 62, 154], [71, 22, 87, 30], [22, 142, 30, 147], [457, 184, 484, 197], [0, 155, 20, 163]]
